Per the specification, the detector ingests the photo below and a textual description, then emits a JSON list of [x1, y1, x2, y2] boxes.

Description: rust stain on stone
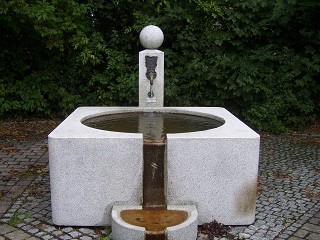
[[120, 209, 188, 232], [236, 180, 257, 216]]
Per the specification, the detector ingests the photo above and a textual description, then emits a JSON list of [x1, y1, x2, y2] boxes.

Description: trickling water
[[143, 141, 166, 208]]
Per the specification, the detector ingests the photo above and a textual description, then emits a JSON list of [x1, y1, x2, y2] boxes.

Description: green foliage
[[0, 0, 106, 116], [7, 212, 32, 226], [151, 0, 320, 132], [1, 0, 319, 131]]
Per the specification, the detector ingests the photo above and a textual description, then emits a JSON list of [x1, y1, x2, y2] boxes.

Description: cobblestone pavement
[[0, 128, 320, 239]]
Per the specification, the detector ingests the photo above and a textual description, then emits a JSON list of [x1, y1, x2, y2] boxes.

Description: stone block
[[49, 107, 144, 226], [166, 107, 260, 225]]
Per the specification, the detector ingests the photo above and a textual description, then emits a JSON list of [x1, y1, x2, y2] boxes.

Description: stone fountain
[[48, 25, 260, 240]]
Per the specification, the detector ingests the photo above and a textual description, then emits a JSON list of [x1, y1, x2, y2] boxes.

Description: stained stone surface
[[165, 107, 260, 225]]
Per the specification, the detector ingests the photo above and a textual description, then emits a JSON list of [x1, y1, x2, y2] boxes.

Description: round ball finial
[[139, 25, 164, 49]]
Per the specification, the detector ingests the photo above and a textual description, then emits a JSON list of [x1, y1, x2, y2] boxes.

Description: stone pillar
[[138, 25, 164, 108]]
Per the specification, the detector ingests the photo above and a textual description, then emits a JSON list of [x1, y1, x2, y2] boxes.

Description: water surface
[[82, 112, 223, 140]]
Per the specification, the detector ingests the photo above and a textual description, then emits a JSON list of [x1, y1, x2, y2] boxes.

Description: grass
[[97, 227, 112, 240], [7, 212, 32, 226]]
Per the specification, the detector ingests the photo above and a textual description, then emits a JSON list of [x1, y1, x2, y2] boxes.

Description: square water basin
[[48, 107, 259, 226]]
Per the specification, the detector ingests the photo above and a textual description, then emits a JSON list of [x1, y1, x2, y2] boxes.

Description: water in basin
[[82, 111, 223, 140]]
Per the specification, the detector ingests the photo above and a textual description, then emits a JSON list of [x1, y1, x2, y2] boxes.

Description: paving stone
[[292, 222, 303, 228], [59, 235, 72, 240], [302, 223, 320, 233], [0, 224, 17, 234], [309, 217, 320, 225], [35, 232, 46, 237], [40, 235, 53, 240], [266, 222, 276, 227], [69, 231, 82, 238], [314, 211, 320, 218], [24, 218, 35, 223], [280, 234, 291, 239], [89, 234, 99, 238], [30, 220, 41, 225], [259, 225, 269, 230], [61, 227, 73, 233], [8, 208, 18, 213], [294, 229, 309, 238], [22, 225, 33, 231], [238, 233, 250, 239], [288, 237, 303, 240], [79, 228, 95, 235], [80, 237, 93, 240], [44, 226, 56, 233], [3, 213, 14, 218], [288, 226, 298, 232], [243, 229, 256, 234], [265, 231, 278, 239], [253, 232, 265, 237], [52, 230, 63, 236], [307, 233, 320, 240], [28, 228, 39, 234], [249, 235, 261, 240], [4, 229, 32, 240]]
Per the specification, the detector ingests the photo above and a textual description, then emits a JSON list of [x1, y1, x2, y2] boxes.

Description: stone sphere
[[139, 25, 164, 49]]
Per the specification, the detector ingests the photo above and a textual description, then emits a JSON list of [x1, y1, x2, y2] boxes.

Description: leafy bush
[[1, 0, 319, 132]]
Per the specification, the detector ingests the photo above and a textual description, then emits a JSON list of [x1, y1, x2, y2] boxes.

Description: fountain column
[[139, 25, 164, 107]]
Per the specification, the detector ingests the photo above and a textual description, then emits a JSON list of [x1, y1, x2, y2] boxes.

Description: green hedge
[[1, 0, 319, 132]]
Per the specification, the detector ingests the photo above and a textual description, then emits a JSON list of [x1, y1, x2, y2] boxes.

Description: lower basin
[[111, 205, 198, 240], [120, 209, 188, 232]]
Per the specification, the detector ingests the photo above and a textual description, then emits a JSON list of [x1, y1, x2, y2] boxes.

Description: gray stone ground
[[0, 127, 320, 239]]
